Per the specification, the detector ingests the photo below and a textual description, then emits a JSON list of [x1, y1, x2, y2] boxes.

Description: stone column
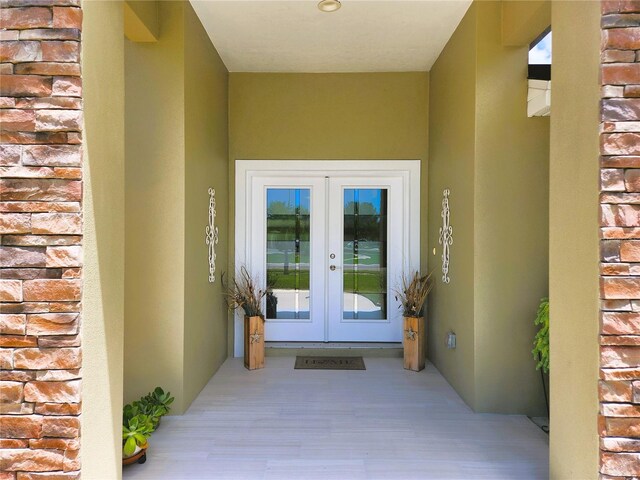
[[0, 1, 83, 477], [600, 1, 640, 477]]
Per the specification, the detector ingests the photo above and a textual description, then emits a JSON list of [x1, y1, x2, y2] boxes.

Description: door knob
[[330, 265, 340, 271]]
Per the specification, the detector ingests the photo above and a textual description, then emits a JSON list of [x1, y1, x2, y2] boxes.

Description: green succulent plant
[[532, 298, 549, 374], [142, 387, 175, 416], [122, 414, 153, 457], [130, 399, 165, 429], [123, 402, 141, 425], [122, 386, 175, 459]]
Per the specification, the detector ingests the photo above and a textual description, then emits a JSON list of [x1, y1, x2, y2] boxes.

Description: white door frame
[[234, 160, 421, 357]]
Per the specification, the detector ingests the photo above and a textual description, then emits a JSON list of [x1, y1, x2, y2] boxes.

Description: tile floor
[[123, 357, 548, 480]]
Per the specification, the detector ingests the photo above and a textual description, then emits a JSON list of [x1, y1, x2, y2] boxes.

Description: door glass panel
[[343, 189, 387, 320], [266, 189, 310, 320]]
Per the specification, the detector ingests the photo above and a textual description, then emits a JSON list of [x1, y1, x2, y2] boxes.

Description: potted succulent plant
[[395, 271, 434, 372], [122, 386, 175, 466], [225, 267, 267, 370], [122, 414, 153, 465], [139, 387, 175, 428]]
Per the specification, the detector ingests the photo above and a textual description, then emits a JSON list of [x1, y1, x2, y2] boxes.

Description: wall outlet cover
[[446, 331, 456, 349]]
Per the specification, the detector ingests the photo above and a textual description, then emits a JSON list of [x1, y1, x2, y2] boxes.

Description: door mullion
[[324, 176, 330, 342]]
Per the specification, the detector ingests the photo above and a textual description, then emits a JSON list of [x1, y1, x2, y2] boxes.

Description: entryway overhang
[[191, 0, 472, 73]]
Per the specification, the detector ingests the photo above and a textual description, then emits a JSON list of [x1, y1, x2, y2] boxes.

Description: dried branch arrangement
[[395, 271, 434, 318], [223, 267, 266, 317]]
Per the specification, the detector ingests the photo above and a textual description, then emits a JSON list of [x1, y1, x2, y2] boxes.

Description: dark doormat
[[294, 356, 366, 370]]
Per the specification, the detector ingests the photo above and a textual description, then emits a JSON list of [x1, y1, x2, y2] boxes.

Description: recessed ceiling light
[[318, 0, 341, 12]]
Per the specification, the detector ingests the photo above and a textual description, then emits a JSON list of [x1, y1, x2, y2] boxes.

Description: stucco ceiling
[[190, 0, 472, 72]]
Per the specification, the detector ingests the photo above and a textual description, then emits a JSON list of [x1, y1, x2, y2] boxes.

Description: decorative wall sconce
[[438, 188, 453, 284], [205, 187, 219, 283]]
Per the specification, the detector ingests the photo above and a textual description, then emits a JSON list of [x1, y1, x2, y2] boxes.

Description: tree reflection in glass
[[343, 189, 387, 320], [266, 189, 310, 320]]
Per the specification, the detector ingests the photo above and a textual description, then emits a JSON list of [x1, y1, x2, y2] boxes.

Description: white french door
[[326, 177, 403, 341], [236, 161, 420, 354], [251, 176, 327, 341]]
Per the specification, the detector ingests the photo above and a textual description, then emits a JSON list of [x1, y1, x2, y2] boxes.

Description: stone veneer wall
[[600, 1, 640, 478], [0, 1, 83, 478]]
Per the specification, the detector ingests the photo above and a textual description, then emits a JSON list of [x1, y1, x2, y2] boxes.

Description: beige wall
[[183, 3, 229, 407], [501, 0, 550, 47], [427, 4, 478, 408], [124, 1, 229, 413], [81, 2, 229, 475], [228, 72, 430, 351], [124, 0, 159, 42], [549, 2, 600, 478], [474, 1, 549, 414], [82, 1, 125, 478], [125, 0, 186, 411], [428, 1, 549, 416]]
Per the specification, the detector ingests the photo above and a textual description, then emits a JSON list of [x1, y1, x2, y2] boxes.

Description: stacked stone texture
[[0, 1, 82, 478], [601, 1, 640, 478]]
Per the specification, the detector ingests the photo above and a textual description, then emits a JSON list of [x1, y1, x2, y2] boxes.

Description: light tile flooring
[[123, 357, 549, 480]]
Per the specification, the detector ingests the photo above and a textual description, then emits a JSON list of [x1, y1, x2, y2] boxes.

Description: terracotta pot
[[244, 315, 265, 370], [403, 316, 425, 372], [122, 442, 148, 466]]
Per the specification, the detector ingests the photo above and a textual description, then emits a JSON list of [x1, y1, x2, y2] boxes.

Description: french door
[[249, 174, 405, 342], [326, 177, 403, 341], [251, 176, 326, 341]]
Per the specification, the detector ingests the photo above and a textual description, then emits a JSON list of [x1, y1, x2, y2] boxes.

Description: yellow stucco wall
[[82, 1, 125, 478], [124, 0, 159, 42], [428, 1, 549, 416], [183, 3, 230, 408], [549, 2, 600, 478], [427, 3, 478, 408], [82, 3, 229, 475], [228, 72, 430, 352], [501, 0, 550, 47], [124, 0, 186, 412], [124, 1, 229, 413], [474, 1, 549, 415]]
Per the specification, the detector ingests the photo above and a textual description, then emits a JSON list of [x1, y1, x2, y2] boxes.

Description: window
[[529, 29, 552, 66], [528, 27, 551, 117]]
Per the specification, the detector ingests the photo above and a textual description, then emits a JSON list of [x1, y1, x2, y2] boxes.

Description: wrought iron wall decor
[[438, 188, 453, 284], [205, 187, 219, 283]]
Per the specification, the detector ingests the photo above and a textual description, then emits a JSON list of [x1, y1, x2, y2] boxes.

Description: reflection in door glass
[[266, 189, 310, 320], [343, 189, 387, 320]]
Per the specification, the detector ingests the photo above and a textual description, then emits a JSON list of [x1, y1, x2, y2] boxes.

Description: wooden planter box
[[244, 315, 265, 370], [403, 316, 425, 372]]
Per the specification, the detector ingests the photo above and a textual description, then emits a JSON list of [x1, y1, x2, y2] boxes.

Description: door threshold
[[266, 341, 402, 349], [265, 342, 403, 358]]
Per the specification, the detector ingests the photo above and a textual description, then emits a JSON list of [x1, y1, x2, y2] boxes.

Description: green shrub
[[532, 298, 549, 374]]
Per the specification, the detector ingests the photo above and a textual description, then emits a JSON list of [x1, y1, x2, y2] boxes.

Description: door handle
[[329, 265, 341, 271]]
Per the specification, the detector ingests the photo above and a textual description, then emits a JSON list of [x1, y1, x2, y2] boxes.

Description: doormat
[[294, 356, 366, 370]]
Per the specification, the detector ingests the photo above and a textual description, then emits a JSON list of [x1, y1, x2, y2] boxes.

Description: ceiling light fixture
[[318, 0, 341, 12]]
